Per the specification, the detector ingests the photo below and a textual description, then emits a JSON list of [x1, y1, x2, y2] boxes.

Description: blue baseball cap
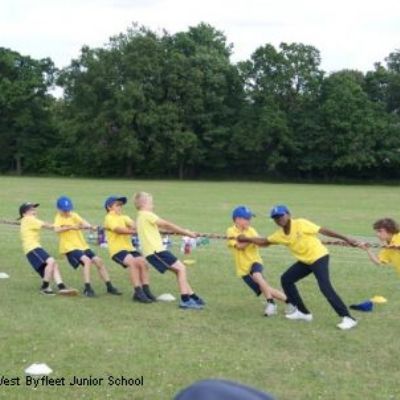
[[175, 379, 275, 400], [56, 196, 73, 212], [104, 196, 127, 210], [232, 206, 255, 220], [349, 300, 374, 312], [270, 205, 290, 218]]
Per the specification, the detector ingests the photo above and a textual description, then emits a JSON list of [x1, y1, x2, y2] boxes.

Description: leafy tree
[[317, 70, 399, 177], [0, 48, 56, 174]]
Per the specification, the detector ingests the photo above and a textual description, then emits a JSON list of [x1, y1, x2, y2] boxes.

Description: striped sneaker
[[40, 287, 56, 296]]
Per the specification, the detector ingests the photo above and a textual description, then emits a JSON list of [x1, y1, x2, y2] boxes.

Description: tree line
[[1, 23, 400, 180]]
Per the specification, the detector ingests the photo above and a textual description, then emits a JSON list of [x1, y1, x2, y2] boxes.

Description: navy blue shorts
[[26, 247, 51, 278], [66, 249, 96, 269], [241, 262, 264, 296], [112, 250, 142, 268], [146, 251, 178, 274]]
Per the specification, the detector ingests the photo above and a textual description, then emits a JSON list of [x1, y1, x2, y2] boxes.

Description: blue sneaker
[[179, 298, 203, 310], [193, 296, 206, 306]]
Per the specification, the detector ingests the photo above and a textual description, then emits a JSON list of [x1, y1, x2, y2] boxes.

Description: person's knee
[[281, 273, 290, 286], [171, 261, 185, 274], [92, 257, 103, 268], [82, 258, 92, 268]]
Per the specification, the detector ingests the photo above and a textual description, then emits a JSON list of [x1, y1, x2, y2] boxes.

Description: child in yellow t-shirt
[[362, 218, 400, 277], [134, 191, 204, 310], [226, 206, 286, 316], [54, 196, 121, 297], [19, 202, 78, 296], [104, 196, 155, 303], [238, 204, 359, 330]]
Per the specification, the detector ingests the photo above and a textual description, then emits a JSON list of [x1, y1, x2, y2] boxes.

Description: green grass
[[0, 176, 399, 400]]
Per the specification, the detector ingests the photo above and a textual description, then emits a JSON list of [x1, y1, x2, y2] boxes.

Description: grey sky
[[1, 0, 399, 73]]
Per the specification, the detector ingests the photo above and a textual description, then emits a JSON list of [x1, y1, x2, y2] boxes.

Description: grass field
[[0, 176, 399, 400]]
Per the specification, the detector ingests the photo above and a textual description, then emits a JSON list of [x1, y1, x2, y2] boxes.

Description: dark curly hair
[[373, 218, 400, 234]]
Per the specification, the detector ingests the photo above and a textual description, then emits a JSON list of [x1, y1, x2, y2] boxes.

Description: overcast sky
[[1, 0, 400, 73]]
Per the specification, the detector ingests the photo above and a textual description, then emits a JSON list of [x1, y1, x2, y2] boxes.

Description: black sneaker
[[133, 289, 152, 304], [107, 286, 122, 295], [83, 287, 96, 298], [143, 287, 157, 302]]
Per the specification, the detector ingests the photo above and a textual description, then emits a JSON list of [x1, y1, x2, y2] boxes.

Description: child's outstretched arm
[[156, 218, 196, 238], [237, 234, 270, 247], [111, 226, 135, 235], [53, 224, 81, 233], [359, 243, 381, 266], [319, 227, 360, 246], [42, 222, 56, 230], [77, 218, 98, 231]]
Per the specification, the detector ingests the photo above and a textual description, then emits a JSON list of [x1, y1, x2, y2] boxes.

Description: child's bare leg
[[42, 259, 54, 283], [80, 256, 92, 284], [252, 272, 287, 302], [92, 256, 121, 295], [269, 287, 287, 302], [137, 258, 150, 286], [92, 256, 110, 282], [124, 255, 142, 287], [170, 261, 193, 294], [125, 255, 152, 303], [50, 259, 63, 285]]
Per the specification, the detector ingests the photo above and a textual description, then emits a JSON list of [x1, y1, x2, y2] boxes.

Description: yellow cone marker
[[370, 295, 387, 304]]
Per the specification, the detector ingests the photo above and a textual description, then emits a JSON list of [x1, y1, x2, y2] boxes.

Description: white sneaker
[[285, 303, 297, 315], [337, 316, 358, 330], [285, 309, 313, 321], [264, 302, 277, 316]]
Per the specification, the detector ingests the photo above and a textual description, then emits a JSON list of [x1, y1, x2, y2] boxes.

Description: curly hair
[[373, 218, 400, 234]]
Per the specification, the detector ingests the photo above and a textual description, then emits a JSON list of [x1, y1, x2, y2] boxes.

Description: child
[[238, 205, 359, 330], [54, 196, 121, 297], [19, 202, 78, 296], [134, 191, 204, 310], [226, 206, 287, 316], [362, 218, 400, 276], [104, 196, 155, 303]]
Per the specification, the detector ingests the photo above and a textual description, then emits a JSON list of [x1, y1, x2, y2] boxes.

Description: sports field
[[0, 176, 399, 400]]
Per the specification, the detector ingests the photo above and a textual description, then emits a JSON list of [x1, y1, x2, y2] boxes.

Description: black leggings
[[281, 255, 350, 317]]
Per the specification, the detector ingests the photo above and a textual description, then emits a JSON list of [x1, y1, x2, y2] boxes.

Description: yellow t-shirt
[[54, 212, 89, 254], [20, 215, 45, 254], [104, 211, 135, 257], [226, 225, 263, 277], [136, 210, 164, 257], [378, 232, 400, 275], [267, 218, 328, 265]]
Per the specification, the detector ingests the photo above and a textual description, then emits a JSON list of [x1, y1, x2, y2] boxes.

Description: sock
[[190, 293, 199, 301], [41, 281, 50, 289], [181, 294, 190, 302], [105, 281, 113, 290], [267, 298, 275, 304], [134, 286, 143, 294], [57, 283, 66, 290], [84, 283, 91, 290]]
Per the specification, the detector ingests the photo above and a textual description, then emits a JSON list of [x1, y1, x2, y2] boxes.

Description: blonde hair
[[133, 192, 152, 210]]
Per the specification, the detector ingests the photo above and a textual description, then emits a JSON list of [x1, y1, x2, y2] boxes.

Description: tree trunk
[[125, 160, 133, 177], [15, 154, 22, 176], [178, 161, 184, 180]]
